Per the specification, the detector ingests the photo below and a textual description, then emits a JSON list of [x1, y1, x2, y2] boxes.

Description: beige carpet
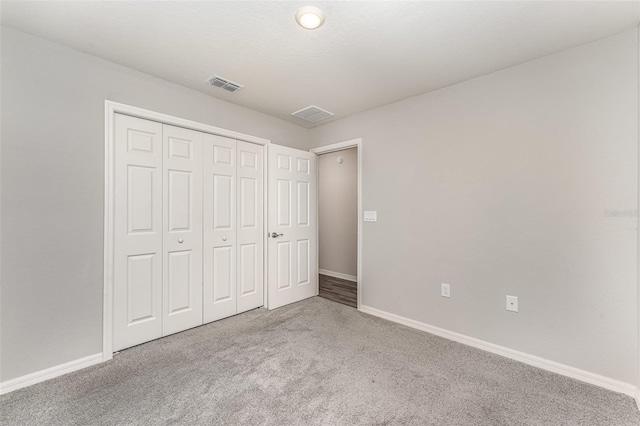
[[1, 296, 639, 425]]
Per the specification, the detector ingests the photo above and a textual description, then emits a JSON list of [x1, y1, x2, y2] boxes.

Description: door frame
[[310, 138, 363, 310], [103, 100, 270, 362]]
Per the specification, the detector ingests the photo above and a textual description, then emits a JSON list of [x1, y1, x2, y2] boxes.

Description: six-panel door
[[267, 144, 318, 310]]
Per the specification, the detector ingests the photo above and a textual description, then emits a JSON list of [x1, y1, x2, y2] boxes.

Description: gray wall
[[2, 24, 639, 389], [311, 29, 639, 385], [318, 148, 358, 277], [0, 27, 309, 381]]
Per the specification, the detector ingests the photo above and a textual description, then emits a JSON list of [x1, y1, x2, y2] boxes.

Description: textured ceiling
[[2, 1, 639, 128]]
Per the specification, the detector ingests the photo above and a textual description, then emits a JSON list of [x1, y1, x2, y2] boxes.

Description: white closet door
[[267, 144, 318, 309], [113, 114, 163, 351], [236, 141, 264, 313], [203, 134, 237, 323], [162, 124, 203, 336]]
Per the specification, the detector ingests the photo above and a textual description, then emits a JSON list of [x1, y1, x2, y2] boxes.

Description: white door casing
[[236, 141, 264, 313], [203, 134, 237, 322], [162, 124, 203, 336], [267, 144, 318, 309], [113, 114, 163, 351]]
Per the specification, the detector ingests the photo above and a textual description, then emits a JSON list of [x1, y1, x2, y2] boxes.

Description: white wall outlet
[[364, 211, 377, 222], [506, 295, 519, 312], [441, 283, 451, 298]]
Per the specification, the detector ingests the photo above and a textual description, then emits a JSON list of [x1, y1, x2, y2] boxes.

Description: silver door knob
[[222, 237, 227, 241], [270, 232, 283, 238], [178, 238, 184, 244]]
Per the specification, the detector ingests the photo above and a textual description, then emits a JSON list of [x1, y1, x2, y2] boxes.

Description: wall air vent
[[206, 75, 244, 93], [291, 105, 334, 123]]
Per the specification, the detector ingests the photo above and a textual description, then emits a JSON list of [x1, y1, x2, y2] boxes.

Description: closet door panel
[[167, 250, 192, 313], [162, 124, 203, 336], [212, 246, 233, 302], [203, 134, 237, 323], [114, 114, 163, 351], [239, 243, 257, 296], [237, 141, 264, 313]]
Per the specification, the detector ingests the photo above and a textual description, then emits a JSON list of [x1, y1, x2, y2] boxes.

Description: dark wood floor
[[318, 274, 357, 308]]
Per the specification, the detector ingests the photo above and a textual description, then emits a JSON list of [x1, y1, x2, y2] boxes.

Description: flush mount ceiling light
[[295, 6, 325, 30]]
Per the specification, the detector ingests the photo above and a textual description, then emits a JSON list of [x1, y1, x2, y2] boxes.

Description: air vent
[[206, 75, 244, 93], [291, 105, 334, 123]]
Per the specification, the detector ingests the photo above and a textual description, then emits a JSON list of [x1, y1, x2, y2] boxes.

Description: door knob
[[222, 237, 227, 241], [178, 238, 184, 244], [270, 232, 283, 238]]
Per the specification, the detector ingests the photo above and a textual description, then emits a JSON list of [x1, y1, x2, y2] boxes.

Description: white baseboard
[[0, 316, 637, 405], [0, 353, 103, 395], [359, 305, 638, 398], [319, 269, 357, 282]]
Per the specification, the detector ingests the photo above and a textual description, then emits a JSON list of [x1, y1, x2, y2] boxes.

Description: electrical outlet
[[506, 295, 518, 312], [441, 283, 451, 298]]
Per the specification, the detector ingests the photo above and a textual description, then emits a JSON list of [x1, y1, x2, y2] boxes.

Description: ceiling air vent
[[291, 105, 334, 123], [206, 75, 244, 93]]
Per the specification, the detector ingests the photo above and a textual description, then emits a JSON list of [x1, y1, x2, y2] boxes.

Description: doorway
[[311, 139, 362, 309]]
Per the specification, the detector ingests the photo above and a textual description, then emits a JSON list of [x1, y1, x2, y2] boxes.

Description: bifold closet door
[[203, 136, 265, 322], [113, 114, 163, 351], [203, 135, 237, 323], [236, 141, 264, 314], [162, 125, 204, 336], [114, 115, 264, 350]]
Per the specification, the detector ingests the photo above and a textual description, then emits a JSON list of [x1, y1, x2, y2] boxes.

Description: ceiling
[[2, 1, 639, 128]]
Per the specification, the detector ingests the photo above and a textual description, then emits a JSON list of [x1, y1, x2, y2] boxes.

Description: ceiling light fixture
[[295, 6, 325, 30]]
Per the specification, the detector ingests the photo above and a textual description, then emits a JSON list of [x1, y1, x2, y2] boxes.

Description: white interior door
[[113, 114, 163, 351], [162, 124, 203, 336], [203, 134, 237, 322], [237, 141, 264, 313], [267, 144, 317, 309]]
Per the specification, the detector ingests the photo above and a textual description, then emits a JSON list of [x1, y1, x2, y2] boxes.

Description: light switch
[[441, 283, 451, 298], [364, 211, 377, 222]]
